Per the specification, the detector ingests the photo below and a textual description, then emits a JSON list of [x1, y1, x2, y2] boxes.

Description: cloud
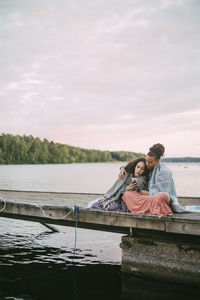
[[0, 0, 200, 156]]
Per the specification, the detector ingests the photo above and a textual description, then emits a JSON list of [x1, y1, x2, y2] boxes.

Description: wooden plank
[[165, 213, 200, 235], [0, 190, 200, 236], [1, 189, 200, 206], [0, 200, 165, 232], [0, 189, 102, 207], [0, 197, 200, 236]]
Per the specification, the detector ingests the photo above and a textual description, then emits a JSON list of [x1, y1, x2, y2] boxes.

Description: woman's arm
[[118, 166, 127, 179], [118, 159, 136, 179]]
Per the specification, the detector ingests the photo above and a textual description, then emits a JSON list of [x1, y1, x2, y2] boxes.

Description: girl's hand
[[140, 190, 149, 195], [126, 182, 137, 191]]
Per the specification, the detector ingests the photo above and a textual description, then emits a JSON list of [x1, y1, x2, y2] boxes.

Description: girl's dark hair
[[147, 143, 165, 160], [125, 157, 149, 180]]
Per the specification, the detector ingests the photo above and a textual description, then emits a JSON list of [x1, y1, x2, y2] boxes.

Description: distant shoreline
[[0, 159, 200, 166], [0, 133, 199, 165], [162, 157, 200, 163]]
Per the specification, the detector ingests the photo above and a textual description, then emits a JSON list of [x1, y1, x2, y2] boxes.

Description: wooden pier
[[0, 189, 200, 286]]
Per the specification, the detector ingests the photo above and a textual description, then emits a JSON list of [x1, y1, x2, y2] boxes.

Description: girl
[[88, 157, 148, 212]]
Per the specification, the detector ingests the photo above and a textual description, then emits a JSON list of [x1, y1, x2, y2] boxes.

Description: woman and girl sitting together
[[88, 143, 186, 216]]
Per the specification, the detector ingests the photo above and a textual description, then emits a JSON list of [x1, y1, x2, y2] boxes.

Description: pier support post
[[120, 229, 200, 286]]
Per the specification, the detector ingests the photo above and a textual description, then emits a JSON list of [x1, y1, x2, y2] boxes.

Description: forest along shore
[[0, 133, 144, 164]]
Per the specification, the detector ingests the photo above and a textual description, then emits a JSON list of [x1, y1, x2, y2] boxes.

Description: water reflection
[[0, 218, 122, 299], [0, 215, 200, 299]]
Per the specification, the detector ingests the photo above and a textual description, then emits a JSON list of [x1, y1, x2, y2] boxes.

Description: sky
[[0, 0, 200, 157]]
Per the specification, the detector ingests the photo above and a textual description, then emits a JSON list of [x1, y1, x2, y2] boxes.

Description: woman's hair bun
[[148, 143, 165, 160]]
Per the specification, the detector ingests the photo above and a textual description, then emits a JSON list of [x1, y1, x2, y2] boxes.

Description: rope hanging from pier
[[64, 205, 79, 269], [37, 205, 73, 220], [73, 206, 79, 259], [0, 197, 80, 269], [0, 197, 79, 222]]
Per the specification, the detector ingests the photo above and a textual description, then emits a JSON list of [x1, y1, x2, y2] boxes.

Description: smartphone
[[131, 177, 137, 184]]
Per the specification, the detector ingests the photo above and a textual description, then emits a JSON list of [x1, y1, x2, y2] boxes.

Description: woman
[[122, 143, 185, 215], [88, 157, 149, 212]]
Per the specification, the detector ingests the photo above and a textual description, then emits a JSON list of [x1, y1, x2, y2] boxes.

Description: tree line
[[0, 134, 144, 164]]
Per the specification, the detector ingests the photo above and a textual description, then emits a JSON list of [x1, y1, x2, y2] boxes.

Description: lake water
[[1, 162, 200, 196], [0, 163, 200, 300]]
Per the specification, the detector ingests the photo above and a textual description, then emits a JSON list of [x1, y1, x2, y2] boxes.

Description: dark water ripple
[[0, 237, 121, 300], [0, 219, 200, 300]]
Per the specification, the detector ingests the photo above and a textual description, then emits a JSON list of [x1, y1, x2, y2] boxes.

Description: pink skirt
[[122, 191, 173, 216]]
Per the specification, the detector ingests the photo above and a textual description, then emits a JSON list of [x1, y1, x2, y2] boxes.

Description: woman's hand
[[126, 182, 137, 191], [119, 167, 127, 179], [140, 190, 149, 195]]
